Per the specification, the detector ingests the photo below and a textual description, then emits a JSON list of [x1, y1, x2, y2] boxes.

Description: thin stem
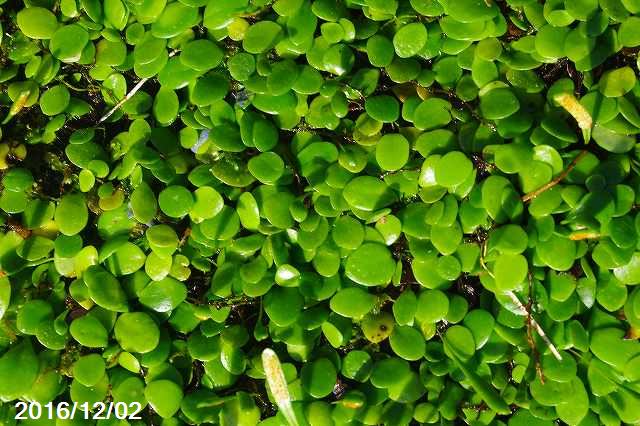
[[525, 272, 545, 383], [179, 228, 191, 247], [5, 218, 32, 239], [521, 149, 589, 202], [57, 78, 91, 92], [479, 241, 562, 361], [505, 291, 563, 361], [98, 51, 177, 123], [98, 77, 148, 124], [208, 295, 258, 309], [479, 240, 494, 278]]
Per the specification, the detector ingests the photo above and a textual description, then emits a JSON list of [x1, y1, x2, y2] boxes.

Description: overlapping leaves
[[0, 0, 640, 425]]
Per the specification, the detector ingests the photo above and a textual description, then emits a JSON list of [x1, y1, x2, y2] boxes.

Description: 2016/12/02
[[14, 401, 144, 420]]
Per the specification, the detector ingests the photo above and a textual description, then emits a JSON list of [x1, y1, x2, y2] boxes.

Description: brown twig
[[98, 77, 149, 124], [479, 239, 493, 278], [505, 290, 562, 361], [5, 218, 31, 239], [479, 241, 562, 361], [521, 150, 589, 202], [208, 295, 258, 309], [525, 272, 545, 383], [179, 228, 191, 247], [98, 51, 177, 123]]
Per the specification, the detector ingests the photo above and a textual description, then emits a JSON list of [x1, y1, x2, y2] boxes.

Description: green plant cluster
[[1, 0, 640, 424]]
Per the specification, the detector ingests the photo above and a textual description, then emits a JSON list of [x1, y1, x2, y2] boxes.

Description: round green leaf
[[138, 277, 187, 312], [40, 85, 70, 116], [376, 134, 409, 171], [345, 243, 396, 286], [158, 185, 194, 218], [181, 39, 223, 71], [389, 325, 426, 361], [248, 152, 284, 184], [599, 67, 637, 97], [480, 87, 520, 120], [366, 95, 400, 123], [330, 287, 377, 318], [69, 315, 109, 348], [444, 325, 476, 360], [367, 35, 394, 67], [435, 151, 473, 187], [115, 312, 160, 353], [150, 2, 199, 38], [301, 358, 337, 398], [55, 193, 89, 236], [17, 7, 58, 39], [73, 354, 106, 387], [341, 350, 372, 382], [415, 289, 449, 323], [393, 23, 428, 58], [413, 98, 452, 131], [343, 176, 398, 211], [448, 0, 498, 22], [145, 380, 183, 418], [243, 21, 283, 54], [50, 24, 89, 62], [84, 265, 129, 312], [494, 253, 528, 291]]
